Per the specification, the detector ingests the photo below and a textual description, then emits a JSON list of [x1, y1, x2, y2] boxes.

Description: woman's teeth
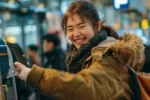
[[76, 38, 85, 44]]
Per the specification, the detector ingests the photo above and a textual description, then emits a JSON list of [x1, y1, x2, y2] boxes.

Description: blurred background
[[0, 0, 148, 63], [0, 0, 150, 51]]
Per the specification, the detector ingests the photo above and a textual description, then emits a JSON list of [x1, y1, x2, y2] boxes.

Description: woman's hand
[[14, 62, 25, 74], [14, 62, 31, 81]]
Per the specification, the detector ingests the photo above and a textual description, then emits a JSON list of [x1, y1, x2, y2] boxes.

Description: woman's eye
[[67, 29, 73, 32]]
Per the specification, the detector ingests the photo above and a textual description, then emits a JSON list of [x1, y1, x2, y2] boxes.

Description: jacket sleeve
[[26, 61, 129, 100]]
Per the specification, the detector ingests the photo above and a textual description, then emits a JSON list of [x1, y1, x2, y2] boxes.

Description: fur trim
[[106, 33, 145, 71]]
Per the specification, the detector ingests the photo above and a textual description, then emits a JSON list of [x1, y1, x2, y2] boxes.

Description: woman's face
[[66, 14, 95, 49]]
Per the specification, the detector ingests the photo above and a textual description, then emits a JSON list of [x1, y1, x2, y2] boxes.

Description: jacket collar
[[91, 33, 145, 71]]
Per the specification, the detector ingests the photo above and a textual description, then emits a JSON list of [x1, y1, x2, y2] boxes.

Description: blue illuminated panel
[[113, 0, 130, 10]]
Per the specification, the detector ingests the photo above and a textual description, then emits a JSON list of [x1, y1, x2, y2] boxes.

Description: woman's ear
[[97, 20, 105, 31]]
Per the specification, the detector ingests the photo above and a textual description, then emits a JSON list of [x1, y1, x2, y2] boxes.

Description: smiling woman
[[14, 1, 145, 100], [66, 14, 96, 49]]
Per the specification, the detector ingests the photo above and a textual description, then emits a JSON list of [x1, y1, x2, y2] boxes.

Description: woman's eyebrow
[[67, 25, 73, 29], [77, 22, 86, 26]]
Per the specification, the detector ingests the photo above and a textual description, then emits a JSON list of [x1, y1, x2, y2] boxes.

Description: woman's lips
[[75, 38, 86, 45]]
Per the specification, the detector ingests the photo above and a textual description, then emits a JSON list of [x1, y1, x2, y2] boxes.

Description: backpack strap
[[128, 67, 142, 100]]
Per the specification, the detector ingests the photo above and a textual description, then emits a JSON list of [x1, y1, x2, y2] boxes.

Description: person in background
[[27, 45, 40, 67], [43, 34, 66, 71], [15, 1, 145, 100], [39, 34, 67, 100]]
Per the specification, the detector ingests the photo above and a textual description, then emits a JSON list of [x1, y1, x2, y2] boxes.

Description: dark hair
[[62, 1, 100, 33], [43, 34, 60, 47], [28, 45, 38, 52]]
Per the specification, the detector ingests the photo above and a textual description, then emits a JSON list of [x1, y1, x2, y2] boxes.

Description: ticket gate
[[0, 37, 29, 100], [0, 37, 17, 100]]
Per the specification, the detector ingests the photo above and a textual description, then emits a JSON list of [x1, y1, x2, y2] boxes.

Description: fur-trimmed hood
[[92, 33, 145, 71]]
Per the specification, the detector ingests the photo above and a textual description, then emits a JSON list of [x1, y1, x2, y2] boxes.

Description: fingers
[[14, 62, 25, 74], [14, 62, 22, 72]]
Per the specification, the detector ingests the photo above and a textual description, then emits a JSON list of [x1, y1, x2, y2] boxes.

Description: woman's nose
[[74, 29, 81, 37]]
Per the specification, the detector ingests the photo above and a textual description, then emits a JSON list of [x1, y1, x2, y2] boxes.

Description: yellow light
[[141, 19, 149, 30], [5, 36, 16, 43]]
